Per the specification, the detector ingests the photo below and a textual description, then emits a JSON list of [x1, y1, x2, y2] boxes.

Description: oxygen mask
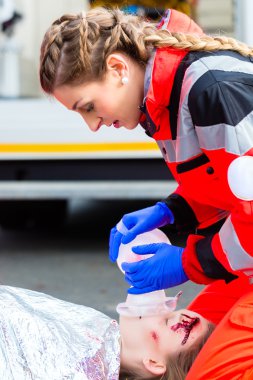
[[116, 223, 182, 317]]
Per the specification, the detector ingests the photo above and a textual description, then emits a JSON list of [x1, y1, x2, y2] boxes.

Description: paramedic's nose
[[80, 114, 98, 132]]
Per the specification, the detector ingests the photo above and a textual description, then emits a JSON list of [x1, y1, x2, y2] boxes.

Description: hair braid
[[79, 16, 92, 72], [40, 22, 66, 93], [145, 30, 253, 57], [40, 7, 153, 94]]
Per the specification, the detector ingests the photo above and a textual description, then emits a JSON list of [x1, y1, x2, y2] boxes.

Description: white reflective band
[[195, 111, 253, 155], [157, 133, 202, 163], [176, 129, 202, 162], [219, 216, 253, 276], [157, 140, 176, 162]]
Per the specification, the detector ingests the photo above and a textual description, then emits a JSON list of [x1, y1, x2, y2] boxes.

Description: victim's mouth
[[171, 313, 200, 345]]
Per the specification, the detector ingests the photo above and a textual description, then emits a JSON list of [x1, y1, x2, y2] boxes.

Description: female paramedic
[[39, 7, 253, 293]]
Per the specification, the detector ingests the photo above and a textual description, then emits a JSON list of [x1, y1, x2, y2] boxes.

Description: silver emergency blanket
[[0, 286, 120, 380]]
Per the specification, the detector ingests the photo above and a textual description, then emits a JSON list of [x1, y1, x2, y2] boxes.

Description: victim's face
[[120, 308, 209, 370], [53, 63, 145, 132]]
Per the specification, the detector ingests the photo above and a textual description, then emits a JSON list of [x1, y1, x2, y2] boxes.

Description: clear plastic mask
[[117, 290, 182, 317], [115, 224, 182, 317]]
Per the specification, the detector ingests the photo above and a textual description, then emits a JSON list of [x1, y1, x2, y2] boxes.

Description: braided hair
[[40, 7, 253, 94]]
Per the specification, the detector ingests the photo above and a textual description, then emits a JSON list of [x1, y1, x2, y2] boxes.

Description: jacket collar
[[139, 9, 204, 136]]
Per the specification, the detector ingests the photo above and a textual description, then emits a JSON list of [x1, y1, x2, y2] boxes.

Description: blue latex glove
[[121, 243, 188, 294], [109, 202, 174, 262]]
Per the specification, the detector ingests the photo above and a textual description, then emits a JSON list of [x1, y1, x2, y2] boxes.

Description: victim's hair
[[119, 321, 215, 380], [40, 7, 253, 94]]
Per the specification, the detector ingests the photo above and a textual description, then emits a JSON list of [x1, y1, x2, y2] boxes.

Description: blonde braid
[[40, 12, 101, 93], [40, 21, 68, 93], [145, 30, 253, 57], [79, 14, 93, 72], [40, 7, 154, 94], [100, 9, 151, 69]]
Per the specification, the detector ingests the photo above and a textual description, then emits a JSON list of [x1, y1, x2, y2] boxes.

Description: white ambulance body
[[0, 98, 175, 201]]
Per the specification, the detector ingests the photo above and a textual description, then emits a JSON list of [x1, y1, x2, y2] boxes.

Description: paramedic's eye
[[85, 103, 94, 113]]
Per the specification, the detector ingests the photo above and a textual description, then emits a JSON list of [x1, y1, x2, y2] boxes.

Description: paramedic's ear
[[106, 53, 129, 80], [142, 358, 166, 376]]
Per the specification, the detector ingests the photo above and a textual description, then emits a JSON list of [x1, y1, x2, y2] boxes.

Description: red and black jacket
[[140, 9, 253, 284]]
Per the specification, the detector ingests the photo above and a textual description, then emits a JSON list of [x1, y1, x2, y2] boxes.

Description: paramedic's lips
[[113, 120, 120, 128], [95, 120, 120, 130]]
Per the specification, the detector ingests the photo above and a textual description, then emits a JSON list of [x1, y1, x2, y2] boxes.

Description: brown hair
[[40, 7, 253, 94], [119, 321, 215, 380]]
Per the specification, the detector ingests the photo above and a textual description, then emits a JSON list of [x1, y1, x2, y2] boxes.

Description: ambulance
[[0, 98, 174, 228]]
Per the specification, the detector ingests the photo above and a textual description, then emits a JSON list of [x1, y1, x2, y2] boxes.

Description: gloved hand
[[121, 243, 188, 294], [109, 202, 174, 262]]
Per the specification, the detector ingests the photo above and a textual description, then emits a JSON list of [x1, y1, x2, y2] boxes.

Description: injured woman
[[0, 282, 208, 380], [0, 230, 251, 380], [0, 273, 251, 380]]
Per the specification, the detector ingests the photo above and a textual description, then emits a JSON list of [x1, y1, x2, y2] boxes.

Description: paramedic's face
[[120, 308, 209, 371], [53, 55, 145, 132]]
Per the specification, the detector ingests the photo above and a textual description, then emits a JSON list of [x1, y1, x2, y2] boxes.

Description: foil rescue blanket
[[0, 286, 120, 379]]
